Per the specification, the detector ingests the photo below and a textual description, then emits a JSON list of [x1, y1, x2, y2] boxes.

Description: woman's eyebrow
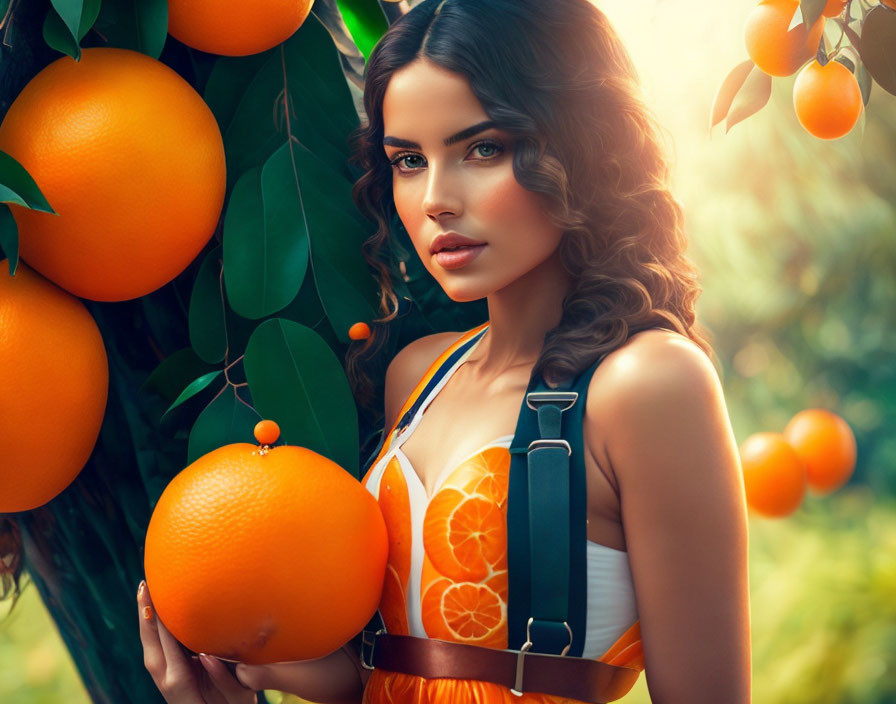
[[383, 120, 497, 149]]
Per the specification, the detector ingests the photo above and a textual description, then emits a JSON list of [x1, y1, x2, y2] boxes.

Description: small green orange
[[254, 420, 280, 446]]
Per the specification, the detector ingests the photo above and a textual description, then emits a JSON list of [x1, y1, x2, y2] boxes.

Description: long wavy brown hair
[[346, 0, 715, 414]]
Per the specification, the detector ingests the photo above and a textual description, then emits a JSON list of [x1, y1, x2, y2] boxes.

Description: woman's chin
[[440, 285, 490, 303]]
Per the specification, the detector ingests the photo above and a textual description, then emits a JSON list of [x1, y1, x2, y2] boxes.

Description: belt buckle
[[527, 438, 572, 456], [509, 636, 533, 696], [525, 391, 578, 412], [509, 617, 574, 697], [360, 628, 384, 670]]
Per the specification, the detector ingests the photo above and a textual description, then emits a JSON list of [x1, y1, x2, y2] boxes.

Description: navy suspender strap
[[391, 327, 489, 437], [507, 357, 603, 669]]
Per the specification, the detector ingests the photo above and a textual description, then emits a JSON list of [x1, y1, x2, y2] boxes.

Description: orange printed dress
[[360, 322, 644, 703]]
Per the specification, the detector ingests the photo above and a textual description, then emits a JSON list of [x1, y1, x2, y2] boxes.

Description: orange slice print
[[379, 563, 410, 635], [423, 489, 505, 581], [377, 458, 412, 584], [467, 447, 511, 502], [437, 447, 511, 497], [422, 579, 507, 647], [376, 458, 412, 635]]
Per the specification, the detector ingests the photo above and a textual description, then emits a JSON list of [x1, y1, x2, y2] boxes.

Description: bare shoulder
[[383, 330, 466, 431], [586, 328, 720, 421], [584, 328, 724, 479]]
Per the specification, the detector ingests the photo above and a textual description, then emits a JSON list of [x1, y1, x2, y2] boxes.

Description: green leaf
[[204, 13, 360, 195], [799, 0, 826, 28], [857, 5, 896, 98], [140, 347, 218, 404], [334, 0, 389, 61], [277, 253, 334, 336], [189, 245, 228, 364], [162, 370, 223, 423], [856, 61, 873, 106], [43, 0, 101, 60], [202, 51, 273, 134], [0, 151, 57, 213], [0, 206, 20, 275], [278, 139, 379, 341], [187, 385, 260, 465], [310, 1, 367, 105], [243, 318, 359, 476], [222, 163, 309, 319], [92, 0, 168, 59]]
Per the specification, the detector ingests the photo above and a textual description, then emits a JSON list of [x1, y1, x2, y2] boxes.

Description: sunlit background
[[3, 1, 895, 702]]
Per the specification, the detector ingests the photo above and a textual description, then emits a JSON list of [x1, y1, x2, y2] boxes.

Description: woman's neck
[[467, 246, 572, 379]]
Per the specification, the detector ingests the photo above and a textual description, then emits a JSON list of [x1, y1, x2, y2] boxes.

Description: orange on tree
[[0, 261, 108, 512], [0, 47, 226, 302], [882, 0, 896, 11], [143, 437, 388, 664], [822, 0, 847, 16], [349, 321, 371, 340], [744, 0, 826, 77], [783, 408, 856, 494], [739, 432, 807, 518], [168, 0, 315, 56], [253, 419, 281, 446], [793, 59, 864, 139]]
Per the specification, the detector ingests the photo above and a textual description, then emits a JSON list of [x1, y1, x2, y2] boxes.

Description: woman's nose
[[421, 164, 462, 220]]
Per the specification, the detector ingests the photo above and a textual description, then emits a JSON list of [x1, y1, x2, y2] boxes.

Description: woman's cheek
[[476, 171, 523, 224]]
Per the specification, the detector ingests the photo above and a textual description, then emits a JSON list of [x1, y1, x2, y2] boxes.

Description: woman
[[138, 1, 751, 702]]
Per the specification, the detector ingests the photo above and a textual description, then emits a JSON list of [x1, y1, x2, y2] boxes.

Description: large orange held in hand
[[143, 422, 388, 665], [793, 59, 864, 139], [0, 261, 108, 512], [0, 48, 226, 302], [739, 432, 807, 518], [744, 0, 826, 77], [783, 409, 856, 494], [168, 0, 315, 56]]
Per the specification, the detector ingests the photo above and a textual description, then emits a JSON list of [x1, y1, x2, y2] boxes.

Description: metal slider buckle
[[525, 391, 578, 412], [359, 628, 384, 670], [509, 617, 574, 696], [527, 438, 572, 456]]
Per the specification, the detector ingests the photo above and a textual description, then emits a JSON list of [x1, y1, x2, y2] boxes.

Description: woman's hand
[[137, 579, 258, 704]]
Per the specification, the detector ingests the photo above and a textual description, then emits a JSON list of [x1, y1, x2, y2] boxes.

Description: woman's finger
[[139, 580, 195, 685], [137, 580, 167, 678], [198, 654, 258, 703]]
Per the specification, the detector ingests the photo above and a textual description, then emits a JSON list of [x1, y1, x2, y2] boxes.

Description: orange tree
[[0, 0, 485, 701], [712, 0, 896, 139]]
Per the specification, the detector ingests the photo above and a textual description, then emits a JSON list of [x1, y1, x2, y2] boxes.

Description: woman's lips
[[434, 244, 487, 270]]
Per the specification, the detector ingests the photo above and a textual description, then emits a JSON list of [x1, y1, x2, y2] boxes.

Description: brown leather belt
[[360, 630, 640, 703]]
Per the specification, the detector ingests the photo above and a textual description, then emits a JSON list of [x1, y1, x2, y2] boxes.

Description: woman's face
[[382, 58, 565, 302]]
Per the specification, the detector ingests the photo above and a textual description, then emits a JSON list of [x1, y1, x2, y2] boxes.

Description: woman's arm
[[233, 642, 369, 704], [593, 333, 751, 703]]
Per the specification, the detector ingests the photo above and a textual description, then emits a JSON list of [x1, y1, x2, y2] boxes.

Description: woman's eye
[[391, 154, 424, 170], [473, 141, 503, 158], [389, 140, 505, 174]]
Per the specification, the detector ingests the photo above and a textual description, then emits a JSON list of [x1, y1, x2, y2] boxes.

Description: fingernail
[[137, 580, 146, 599], [143, 605, 153, 620]]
